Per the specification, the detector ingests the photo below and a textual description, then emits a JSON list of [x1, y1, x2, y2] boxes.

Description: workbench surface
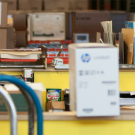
[[0, 110, 135, 121]]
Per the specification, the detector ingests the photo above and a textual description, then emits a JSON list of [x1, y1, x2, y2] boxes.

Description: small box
[[0, 27, 14, 49], [47, 101, 65, 112], [23, 68, 34, 82], [74, 33, 89, 43], [46, 89, 61, 101], [69, 43, 120, 117]]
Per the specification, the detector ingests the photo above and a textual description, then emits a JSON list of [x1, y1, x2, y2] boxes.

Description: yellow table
[[0, 68, 135, 135]]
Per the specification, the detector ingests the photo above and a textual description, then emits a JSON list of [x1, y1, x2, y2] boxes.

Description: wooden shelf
[[1, 110, 135, 121], [0, 64, 134, 72], [0, 67, 68, 72]]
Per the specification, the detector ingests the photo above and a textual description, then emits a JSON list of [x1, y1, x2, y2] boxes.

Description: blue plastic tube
[[0, 74, 43, 135]]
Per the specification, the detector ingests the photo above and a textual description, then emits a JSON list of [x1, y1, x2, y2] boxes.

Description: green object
[[0, 93, 28, 112], [46, 89, 61, 101]]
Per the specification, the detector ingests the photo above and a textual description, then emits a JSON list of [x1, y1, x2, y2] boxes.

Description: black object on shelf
[[64, 89, 70, 111]]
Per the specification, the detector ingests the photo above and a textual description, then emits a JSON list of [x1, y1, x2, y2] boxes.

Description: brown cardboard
[[19, 0, 42, 10], [69, 0, 88, 10], [96, 32, 101, 43], [0, 0, 17, 10], [66, 12, 72, 40], [44, 0, 88, 11], [127, 13, 135, 21], [15, 31, 27, 47], [0, 27, 14, 49], [13, 13, 27, 31], [47, 101, 65, 111], [44, 0, 69, 11], [72, 11, 110, 42], [47, 101, 52, 111], [121, 28, 134, 64], [52, 101, 65, 110], [0, 3, 7, 28], [8, 0, 17, 10]]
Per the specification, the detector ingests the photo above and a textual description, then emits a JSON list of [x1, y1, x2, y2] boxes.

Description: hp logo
[[81, 54, 90, 63]]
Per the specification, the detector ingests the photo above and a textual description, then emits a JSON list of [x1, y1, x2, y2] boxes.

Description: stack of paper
[[120, 92, 135, 106], [101, 21, 113, 45], [0, 48, 41, 62]]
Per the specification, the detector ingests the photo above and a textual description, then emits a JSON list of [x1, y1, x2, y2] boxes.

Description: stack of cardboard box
[[0, 3, 14, 49], [13, 13, 27, 47]]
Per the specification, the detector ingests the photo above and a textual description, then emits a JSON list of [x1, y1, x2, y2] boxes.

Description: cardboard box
[[104, 0, 110, 10], [13, 13, 27, 31], [0, 3, 7, 28], [72, 11, 110, 42], [44, 0, 69, 11], [15, 31, 27, 47], [69, 0, 88, 10], [127, 13, 135, 21], [19, 0, 42, 10], [47, 101, 65, 112], [0, 0, 17, 10], [30, 12, 65, 41], [110, 12, 127, 40], [44, 0, 88, 11], [0, 27, 14, 49], [69, 43, 119, 117], [121, 28, 134, 64], [8, 0, 17, 10]]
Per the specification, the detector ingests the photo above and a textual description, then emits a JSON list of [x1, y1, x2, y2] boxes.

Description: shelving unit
[[0, 66, 135, 135]]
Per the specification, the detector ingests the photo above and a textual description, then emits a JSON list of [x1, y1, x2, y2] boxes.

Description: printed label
[[24, 70, 32, 78], [47, 89, 61, 101]]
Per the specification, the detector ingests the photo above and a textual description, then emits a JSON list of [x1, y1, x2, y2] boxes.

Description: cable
[[0, 75, 43, 135]]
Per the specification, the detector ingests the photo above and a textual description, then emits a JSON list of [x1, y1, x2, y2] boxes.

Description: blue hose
[[0, 74, 43, 135]]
